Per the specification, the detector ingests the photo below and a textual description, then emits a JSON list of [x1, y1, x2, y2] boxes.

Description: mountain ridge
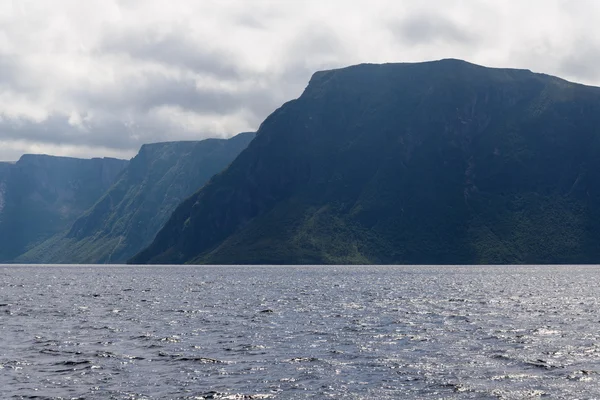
[[131, 59, 600, 265], [20, 132, 255, 264]]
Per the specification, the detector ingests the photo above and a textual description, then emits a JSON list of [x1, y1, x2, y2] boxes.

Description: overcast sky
[[0, 0, 598, 160]]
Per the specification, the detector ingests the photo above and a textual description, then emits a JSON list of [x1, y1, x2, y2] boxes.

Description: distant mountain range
[[17, 133, 254, 264], [131, 59, 600, 265], [0, 155, 128, 262]]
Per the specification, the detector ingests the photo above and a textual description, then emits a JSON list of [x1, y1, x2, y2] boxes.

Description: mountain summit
[[131, 59, 600, 265]]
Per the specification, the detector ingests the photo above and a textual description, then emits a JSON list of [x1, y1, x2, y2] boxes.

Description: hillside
[[131, 59, 600, 265], [20, 133, 254, 263], [0, 155, 128, 262]]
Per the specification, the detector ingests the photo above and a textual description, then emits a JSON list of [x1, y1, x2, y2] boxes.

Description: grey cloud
[[559, 43, 600, 81], [0, 56, 18, 87], [68, 68, 281, 123], [0, 115, 136, 150], [0, 110, 211, 153], [99, 29, 242, 79], [70, 73, 233, 115], [390, 13, 476, 46], [288, 24, 346, 57], [0, 55, 38, 93], [1, 0, 599, 161], [235, 13, 267, 30], [279, 24, 351, 84]]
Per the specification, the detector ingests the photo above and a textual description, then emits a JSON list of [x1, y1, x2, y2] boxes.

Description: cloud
[[99, 28, 243, 79], [556, 34, 600, 82], [390, 13, 476, 46], [0, 0, 599, 160]]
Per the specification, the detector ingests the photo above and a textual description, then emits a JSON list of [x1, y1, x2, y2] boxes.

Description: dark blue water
[[1, 265, 600, 399]]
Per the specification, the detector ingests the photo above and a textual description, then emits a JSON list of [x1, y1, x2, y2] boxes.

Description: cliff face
[[132, 59, 600, 265], [0, 156, 128, 262], [0, 162, 12, 217], [20, 132, 255, 264]]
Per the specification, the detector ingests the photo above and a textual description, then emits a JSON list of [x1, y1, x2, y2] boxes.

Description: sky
[[0, 0, 598, 161]]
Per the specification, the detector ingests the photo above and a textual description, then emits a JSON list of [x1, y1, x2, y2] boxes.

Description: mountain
[[131, 59, 600, 265], [0, 155, 128, 262], [0, 162, 13, 219], [19, 133, 255, 264]]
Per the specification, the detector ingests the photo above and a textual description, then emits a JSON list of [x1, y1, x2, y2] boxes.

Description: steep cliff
[[132, 60, 600, 265]]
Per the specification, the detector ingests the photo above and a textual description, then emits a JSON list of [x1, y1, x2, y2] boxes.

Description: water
[[1, 265, 600, 399]]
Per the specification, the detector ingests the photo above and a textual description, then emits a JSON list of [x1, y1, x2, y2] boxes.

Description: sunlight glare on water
[[1, 265, 599, 399]]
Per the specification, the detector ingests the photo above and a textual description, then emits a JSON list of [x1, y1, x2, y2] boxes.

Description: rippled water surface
[[2, 265, 600, 399]]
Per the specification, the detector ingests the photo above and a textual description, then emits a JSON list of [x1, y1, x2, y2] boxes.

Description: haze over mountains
[[5, 59, 600, 265], [15, 133, 254, 264], [0, 156, 128, 262]]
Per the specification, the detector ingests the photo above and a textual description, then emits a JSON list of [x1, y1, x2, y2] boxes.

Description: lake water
[[1, 265, 600, 399]]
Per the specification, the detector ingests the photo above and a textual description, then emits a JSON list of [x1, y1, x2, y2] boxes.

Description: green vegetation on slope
[[20, 133, 254, 264]]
